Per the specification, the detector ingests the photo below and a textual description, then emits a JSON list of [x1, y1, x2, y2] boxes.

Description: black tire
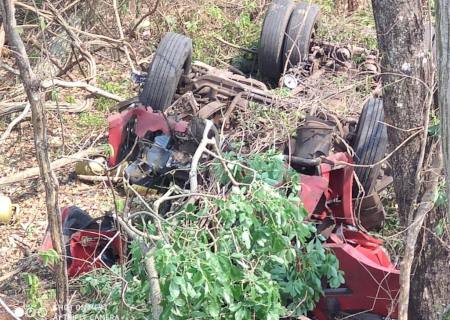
[[139, 32, 192, 111], [258, 0, 295, 81], [352, 98, 388, 195], [283, 2, 320, 69]]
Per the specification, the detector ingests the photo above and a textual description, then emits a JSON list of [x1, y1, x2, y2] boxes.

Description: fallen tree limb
[[0, 60, 19, 75], [0, 147, 103, 186], [0, 101, 89, 117], [41, 79, 124, 101], [114, 214, 162, 320], [0, 297, 20, 320], [0, 102, 30, 143], [77, 174, 121, 183]]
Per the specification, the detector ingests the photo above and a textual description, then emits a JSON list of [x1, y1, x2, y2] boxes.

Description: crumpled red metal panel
[[299, 174, 328, 216], [108, 106, 189, 165]]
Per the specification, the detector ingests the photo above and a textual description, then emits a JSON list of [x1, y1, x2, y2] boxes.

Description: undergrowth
[[145, 0, 262, 69], [75, 152, 344, 319]]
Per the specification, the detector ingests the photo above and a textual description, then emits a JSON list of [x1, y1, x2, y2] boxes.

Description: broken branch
[[41, 79, 124, 101], [0, 102, 30, 143], [0, 147, 103, 186]]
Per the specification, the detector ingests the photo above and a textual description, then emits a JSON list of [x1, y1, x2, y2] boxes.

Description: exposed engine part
[[294, 117, 336, 160], [124, 134, 191, 187]]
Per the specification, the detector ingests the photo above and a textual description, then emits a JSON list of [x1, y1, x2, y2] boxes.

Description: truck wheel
[[139, 32, 192, 111], [258, 0, 295, 81], [283, 2, 320, 69], [352, 98, 388, 195]]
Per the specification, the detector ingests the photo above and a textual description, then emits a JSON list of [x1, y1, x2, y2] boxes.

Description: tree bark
[[409, 204, 450, 320], [408, 1, 450, 319], [437, 0, 450, 208], [372, 0, 430, 226], [0, 1, 71, 319], [372, 1, 449, 320]]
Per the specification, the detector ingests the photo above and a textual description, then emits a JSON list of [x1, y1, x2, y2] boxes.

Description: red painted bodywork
[[41, 208, 123, 278], [107, 106, 189, 166], [300, 152, 399, 319]]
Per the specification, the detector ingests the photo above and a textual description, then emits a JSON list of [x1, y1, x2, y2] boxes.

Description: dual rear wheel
[[258, 0, 320, 81]]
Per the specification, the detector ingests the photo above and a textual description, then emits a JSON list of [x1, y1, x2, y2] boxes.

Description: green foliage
[[76, 152, 343, 319], [428, 113, 441, 137], [23, 273, 55, 319], [315, 0, 377, 50], [95, 78, 132, 112], [271, 87, 292, 98], [77, 112, 107, 128], [65, 95, 76, 104], [151, 0, 261, 67], [39, 249, 59, 267], [434, 182, 448, 208], [155, 152, 343, 319], [77, 266, 149, 320]]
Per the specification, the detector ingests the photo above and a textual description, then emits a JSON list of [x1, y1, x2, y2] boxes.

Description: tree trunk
[[437, 0, 450, 207], [372, 0, 430, 226], [0, 1, 71, 319], [409, 204, 450, 320], [372, 1, 449, 319], [408, 1, 450, 318]]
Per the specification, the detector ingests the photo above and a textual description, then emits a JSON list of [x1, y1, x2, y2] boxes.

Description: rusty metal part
[[198, 101, 226, 119], [192, 74, 286, 106], [286, 155, 322, 167], [353, 192, 385, 230], [293, 117, 336, 160], [110, 96, 140, 112], [191, 62, 295, 106], [335, 47, 352, 62], [375, 175, 393, 192]]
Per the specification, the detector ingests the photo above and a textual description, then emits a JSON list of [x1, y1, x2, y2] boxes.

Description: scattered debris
[[1, 1, 402, 319], [41, 206, 123, 277]]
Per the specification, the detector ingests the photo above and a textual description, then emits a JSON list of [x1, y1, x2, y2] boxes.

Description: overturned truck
[[43, 1, 400, 319]]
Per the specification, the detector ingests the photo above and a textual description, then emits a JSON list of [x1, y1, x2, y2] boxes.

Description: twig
[[0, 102, 30, 143], [112, 0, 136, 72], [335, 128, 424, 168], [115, 214, 161, 242], [0, 60, 19, 75], [189, 119, 215, 194], [0, 297, 20, 320], [47, 3, 97, 81], [129, 0, 161, 34], [0, 265, 25, 283], [41, 79, 124, 101], [115, 211, 162, 320], [214, 36, 256, 54], [143, 247, 162, 320]]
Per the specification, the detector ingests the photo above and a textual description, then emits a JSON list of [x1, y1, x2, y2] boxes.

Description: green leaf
[[241, 229, 251, 249], [235, 308, 248, 320], [39, 249, 59, 267], [169, 281, 180, 299], [39, 16, 46, 31], [207, 301, 220, 317], [269, 255, 284, 264]]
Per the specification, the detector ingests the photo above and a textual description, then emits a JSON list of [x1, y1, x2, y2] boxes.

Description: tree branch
[[0, 0, 71, 318], [0, 147, 103, 186]]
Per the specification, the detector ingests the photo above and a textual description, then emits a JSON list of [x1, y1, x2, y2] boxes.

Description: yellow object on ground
[[0, 195, 13, 224]]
